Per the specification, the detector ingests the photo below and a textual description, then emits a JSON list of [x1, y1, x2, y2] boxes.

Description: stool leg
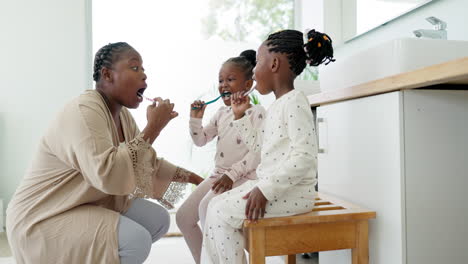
[[285, 254, 296, 264], [352, 220, 369, 264], [248, 227, 266, 264]]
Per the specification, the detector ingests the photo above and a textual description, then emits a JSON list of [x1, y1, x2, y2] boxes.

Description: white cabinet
[[316, 89, 468, 264]]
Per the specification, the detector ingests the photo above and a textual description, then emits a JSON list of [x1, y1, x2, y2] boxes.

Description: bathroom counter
[[313, 55, 468, 264], [308, 56, 468, 106]]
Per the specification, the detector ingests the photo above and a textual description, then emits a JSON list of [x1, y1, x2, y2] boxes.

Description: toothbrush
[[191, 92, 232, 110], [140, 94, 162, 106], [142, 95, 156, 103], [243, 86, 255, 96]]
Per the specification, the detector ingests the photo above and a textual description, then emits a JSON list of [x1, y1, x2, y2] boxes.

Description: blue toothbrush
[[191, 91, 232, 110]]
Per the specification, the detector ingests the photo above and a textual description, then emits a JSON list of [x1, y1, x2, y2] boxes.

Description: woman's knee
[[152, 205, 170, 241], [118, 217, 152, 264], [160, 209, 170, 234], [125, 199, 170, 242]]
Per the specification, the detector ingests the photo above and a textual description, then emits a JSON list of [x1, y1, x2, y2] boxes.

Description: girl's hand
[[243, 187, 267, 221], [231, 91, 250, 120], [190, 100, 206, 118], [211, 174, 233, 194]]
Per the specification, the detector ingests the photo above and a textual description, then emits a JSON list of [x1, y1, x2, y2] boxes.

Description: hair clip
[[323, 35, 329, 41], [318, 42, 322, 47]]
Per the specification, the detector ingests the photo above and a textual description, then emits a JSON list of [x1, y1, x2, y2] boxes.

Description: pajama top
[[234, 89, 317, 201], [189, 105, 266, 181]]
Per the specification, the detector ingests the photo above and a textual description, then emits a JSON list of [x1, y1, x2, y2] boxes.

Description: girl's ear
[[101, 67, 113, 82], [271, 56, 280, 73], [245, 79, 254, 89]]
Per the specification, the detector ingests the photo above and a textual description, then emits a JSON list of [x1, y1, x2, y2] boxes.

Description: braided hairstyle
[[93, 42, 134, 82], [266, 29, 335, 76], [223, 49, 257, 80]]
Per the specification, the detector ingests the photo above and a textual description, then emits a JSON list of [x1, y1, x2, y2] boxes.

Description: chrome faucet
[[413, 16, 447, 39]]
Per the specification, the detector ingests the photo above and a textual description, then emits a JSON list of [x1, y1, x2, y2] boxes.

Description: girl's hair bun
[[303, 29, 335, 67], [239, 49, 256, 67]]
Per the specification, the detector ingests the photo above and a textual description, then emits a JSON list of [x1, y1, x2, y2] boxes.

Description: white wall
[[298, 0, 468, 60], [0, 0, 92, 229], [335, 0, 468, 59]]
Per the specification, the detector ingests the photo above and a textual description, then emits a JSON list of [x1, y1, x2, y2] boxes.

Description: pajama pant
[[176, 176, 249, 264], [200, 180, 315, 264], [118, 198, 170, 264]]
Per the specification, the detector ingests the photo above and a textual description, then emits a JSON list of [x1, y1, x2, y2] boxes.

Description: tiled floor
[[0, 233, 317, 264], [148, 236, 318, 264]]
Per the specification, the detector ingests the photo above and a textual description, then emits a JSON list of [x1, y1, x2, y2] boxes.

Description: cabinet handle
[[317, 117, 327, 154]]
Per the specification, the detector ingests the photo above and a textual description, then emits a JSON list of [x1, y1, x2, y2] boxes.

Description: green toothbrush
[[191, 91, 232, 110]]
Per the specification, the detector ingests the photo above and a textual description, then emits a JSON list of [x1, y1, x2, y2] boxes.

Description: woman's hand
[[189, 172, 204, 186], [143, 97, 178, 143], [231, 91, 250, 120], [211, 174, 233, 194], [190, 100, 206, 119], [243, 187, 267, 222], [147, 97, 178, 125]]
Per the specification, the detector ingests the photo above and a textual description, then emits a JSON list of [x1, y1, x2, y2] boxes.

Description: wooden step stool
[[243, 192, 376, 264]]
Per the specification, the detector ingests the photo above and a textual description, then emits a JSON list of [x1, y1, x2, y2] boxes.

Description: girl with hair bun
[[176, 50, 266, 264]]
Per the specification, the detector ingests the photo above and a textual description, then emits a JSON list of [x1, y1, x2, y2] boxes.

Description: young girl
[[176, 50, 266, 264], [6, 42, 203, 264], [200, 29, 335, 264]]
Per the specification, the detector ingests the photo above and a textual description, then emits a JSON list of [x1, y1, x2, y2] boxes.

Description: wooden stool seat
[[243, 192, 376, 264]]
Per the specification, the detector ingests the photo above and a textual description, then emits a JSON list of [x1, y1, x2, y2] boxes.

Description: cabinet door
[[404, 90, 468, 264], [317, 92, 405, 264]]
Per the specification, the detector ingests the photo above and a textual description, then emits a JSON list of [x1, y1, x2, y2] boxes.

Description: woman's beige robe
[[6, 90, 187, 264]]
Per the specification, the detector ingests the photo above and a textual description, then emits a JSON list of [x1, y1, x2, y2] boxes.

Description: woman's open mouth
[[136, 88, 146, 101]]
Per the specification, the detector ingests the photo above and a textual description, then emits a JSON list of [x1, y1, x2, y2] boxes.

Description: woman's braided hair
[[265, 29, 335, 76], [93, 42, 134, 82], [224, 49, 257, 80]]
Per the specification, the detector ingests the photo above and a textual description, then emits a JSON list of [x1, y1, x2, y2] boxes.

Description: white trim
[[0, 198, 4, 233], [84, 0, 93, 91]]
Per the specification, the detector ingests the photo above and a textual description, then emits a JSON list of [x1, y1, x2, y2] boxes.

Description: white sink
[[320, 38, 468, 91]]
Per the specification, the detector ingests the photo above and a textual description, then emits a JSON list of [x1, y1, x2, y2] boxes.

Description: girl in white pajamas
[[200, 29, 336, 264], [176, 50, 266, 264]]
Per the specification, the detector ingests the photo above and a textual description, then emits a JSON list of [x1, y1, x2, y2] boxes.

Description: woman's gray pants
[[118, 198, 170, 264]]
